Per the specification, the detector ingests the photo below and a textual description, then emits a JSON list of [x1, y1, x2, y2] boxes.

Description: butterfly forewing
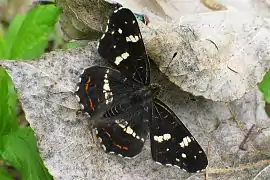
[[98, 8, 150, 85], [150, 99, 208, 173]]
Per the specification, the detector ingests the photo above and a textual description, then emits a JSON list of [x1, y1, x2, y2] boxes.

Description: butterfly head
[[149, 84, 160, 97]]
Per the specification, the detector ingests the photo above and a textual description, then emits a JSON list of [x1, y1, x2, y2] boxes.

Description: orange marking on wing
[[89, 99, 95, 111], [101, 128, 111, 138], [123, 146, 129, 151], [84, 77, 91, 92], [113, 143, 129, 151], [115, 144, 122, 149], [84, 77, 95, 111], [100, 128, 128, 151]]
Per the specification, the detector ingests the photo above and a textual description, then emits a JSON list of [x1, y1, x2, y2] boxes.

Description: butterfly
[[75, 7, 208, 173]]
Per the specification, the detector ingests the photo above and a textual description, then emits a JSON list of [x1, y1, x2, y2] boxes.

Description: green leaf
[[0, 168, 13, 180], [0, 67, 18, 136], [0, 128, 53, 180], [0, 37, 6, 58], [258, 71, 270, 103], [4, 5, 61, 60], [4, 15, 26, 58]]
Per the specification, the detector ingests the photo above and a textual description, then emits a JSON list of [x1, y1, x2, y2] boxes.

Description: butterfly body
[[76, 7, 208, 173]]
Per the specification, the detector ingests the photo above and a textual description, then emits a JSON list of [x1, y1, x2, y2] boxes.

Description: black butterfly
[[76, 7, 208, 173]]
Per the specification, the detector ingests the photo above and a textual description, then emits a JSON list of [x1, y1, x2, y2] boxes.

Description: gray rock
[[1, 41, 270, 179]]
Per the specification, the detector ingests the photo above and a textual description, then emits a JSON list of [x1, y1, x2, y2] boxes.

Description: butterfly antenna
[[163, 52, 177, 76]]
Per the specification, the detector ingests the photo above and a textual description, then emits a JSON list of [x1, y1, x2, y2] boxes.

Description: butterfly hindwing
[[96, 103, 151, 157], [150, 98, 208, 173], [98, 7, 150, 85], [76, 66, 150, 157]]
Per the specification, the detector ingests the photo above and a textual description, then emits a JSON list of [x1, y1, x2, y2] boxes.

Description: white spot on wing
[[117, 123, 126, 129], [125, 126, 133, 134], [129, 35, 136, 42], [126, 35, 140, 42], [114, 56, 123, 65], [179, 142, 185, 148], [118, 28, 122, 34], [154, 134, 171, 143], [103, 71, 113, 104], [134, 35, 139, 42], [183, 137, 189, 146], [154, 135, 163, 143], [100, 34, 105, 39], [121, 52, 129, 59], [179, 136, 192, 147], [126, 36, 131, 42], [114, 52, 129, 65], [163, 134, 171, 140], [182, 153, 187, 158], [103, 83, 110, 91], [114, 7, 124, 13]]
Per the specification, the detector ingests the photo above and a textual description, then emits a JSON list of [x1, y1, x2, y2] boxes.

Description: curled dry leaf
[[57, 0, 119, 41], [0, 42, 270, 179]]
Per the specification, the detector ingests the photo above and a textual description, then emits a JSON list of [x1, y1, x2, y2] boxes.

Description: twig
[[227, 66, 239, 74], [207, 159, 270, 174], [206, 39, 219, 51], [205, 141, 211, 180], [239, 124, 256, 150]]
